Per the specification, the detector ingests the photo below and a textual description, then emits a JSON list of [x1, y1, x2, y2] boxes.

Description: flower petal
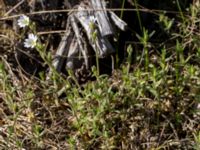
[[17, 15, 30, 28], [24, 34, 37, 48]]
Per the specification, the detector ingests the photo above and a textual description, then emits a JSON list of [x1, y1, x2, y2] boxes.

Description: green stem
[[134, 0, 142, 31]]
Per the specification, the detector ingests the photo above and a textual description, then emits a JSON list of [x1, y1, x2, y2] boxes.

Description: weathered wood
[[49, 0, 128, 75], [65, 35, 83, 70], [75, 5, 115, 57], [69, 14, 89, 68], [51, 22, 72, 72], [91, 0, 114, 37], [109, 11, 127, 31]]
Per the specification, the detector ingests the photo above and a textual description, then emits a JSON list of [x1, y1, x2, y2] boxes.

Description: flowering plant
[[24, 33, 38, 48], [17, 15, 30, 28], [17, 15, 39, 49]]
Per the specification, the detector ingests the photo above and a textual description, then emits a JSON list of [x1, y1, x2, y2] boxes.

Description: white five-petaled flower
[[24, 33, 38, 48], [17, 15, 30, 28]]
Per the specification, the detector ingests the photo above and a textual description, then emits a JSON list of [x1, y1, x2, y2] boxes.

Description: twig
[[0, 8, 186, 21], [4, 0, 26, 16]]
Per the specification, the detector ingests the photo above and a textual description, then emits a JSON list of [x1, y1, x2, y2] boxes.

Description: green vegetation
[[0, 1, 200, 149]]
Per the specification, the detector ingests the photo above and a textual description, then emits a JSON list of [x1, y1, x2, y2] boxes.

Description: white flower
[[89, 16, 97, 32], [24, 33, 38, 48], [89, 16, 97, 24], [17, 15, 30, 28]]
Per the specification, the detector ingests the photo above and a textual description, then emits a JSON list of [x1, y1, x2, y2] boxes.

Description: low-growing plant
[[0, 1, 200, 149]]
